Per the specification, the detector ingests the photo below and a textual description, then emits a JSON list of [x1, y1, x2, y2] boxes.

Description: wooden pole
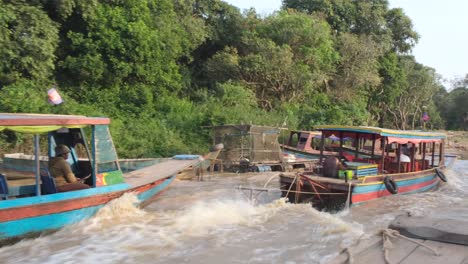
[[439, 142, 444, 167], [397, 144, 401, 173], [339, 131, 344, 159], [355, 133, 359, 159], [371, 134, 376, 159], [381, 137, 386, 172], [411, 144, 416, 172], [431, 142, 435, 167], [34, 134, 41, 196], [422, 143, 427, 170], [319, 131, 325, 164]]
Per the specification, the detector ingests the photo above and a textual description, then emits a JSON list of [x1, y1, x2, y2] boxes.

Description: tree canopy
[[0, 0, 461, 157]]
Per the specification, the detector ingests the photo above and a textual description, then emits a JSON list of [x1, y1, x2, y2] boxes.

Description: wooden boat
[[280, 125, 454, 209], [280, 130, 350, 160], [0, 113, 201, 244]]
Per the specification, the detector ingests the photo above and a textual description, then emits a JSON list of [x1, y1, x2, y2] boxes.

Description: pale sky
[[225, 0, 468, 86]]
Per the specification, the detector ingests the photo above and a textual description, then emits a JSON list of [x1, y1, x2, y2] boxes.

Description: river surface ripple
[[1, 161, 468, 264]]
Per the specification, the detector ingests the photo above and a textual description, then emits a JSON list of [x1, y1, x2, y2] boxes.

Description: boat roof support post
[[422, 143, 427, 170], [439, 141, 444, 167], [339, 131, 343, 158], [319, 131, 325, 164], [34, 134, 41, 196], [355, 133, 359, 158], [397, 144, 401, 173], [91, 125, 97, 187], [431, 142, 435, 167], [411, 144, 416, 172], [380, 137, 386, 173], [371, 134, 376, 158]]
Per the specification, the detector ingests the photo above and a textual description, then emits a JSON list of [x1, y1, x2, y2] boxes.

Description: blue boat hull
[[0, 175, 176, 243]]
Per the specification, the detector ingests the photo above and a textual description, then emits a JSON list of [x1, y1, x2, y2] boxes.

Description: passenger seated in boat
[[49, 144, 90, 192], [323, 157, 345, 178], [402, 144, 412, 159], [400, 153, 411, 162]]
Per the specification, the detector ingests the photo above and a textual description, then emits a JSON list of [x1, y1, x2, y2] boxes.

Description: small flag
[[422, 112, 429, 122], [48, 87, 63, 105]]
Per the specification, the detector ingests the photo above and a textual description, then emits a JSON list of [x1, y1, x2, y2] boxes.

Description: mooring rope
[[285, 173, 299, 198], [341, 229, 440, 264], [381, 229, 440, 264]]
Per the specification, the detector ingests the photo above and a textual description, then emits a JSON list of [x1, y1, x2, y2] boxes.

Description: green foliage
[[438, 76, 468, 130], [385, 8, 419, 53], [56, 0, 188, 93], [257, 11, 338, 73], [0, 79, 50, 113], [0, 1, 58, 86], [0, 0, 456, 159], [386, 56, 442, 130], [284, 92, 369, 129], [206, 11, 337, 110]]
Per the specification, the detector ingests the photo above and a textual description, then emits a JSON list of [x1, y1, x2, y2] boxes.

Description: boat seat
[[40, 169, 57, 194], [0, 174, 8, 200]]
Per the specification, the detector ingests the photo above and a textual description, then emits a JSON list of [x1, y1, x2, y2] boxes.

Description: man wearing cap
[[49, 144, 89, 192]]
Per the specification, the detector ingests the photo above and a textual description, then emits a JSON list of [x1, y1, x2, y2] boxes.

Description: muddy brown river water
[[1, 160, 467, 264]]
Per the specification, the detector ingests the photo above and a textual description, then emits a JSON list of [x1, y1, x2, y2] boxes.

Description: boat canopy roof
[[290, 130, 321, 135], [314, 125, 446, 144], [0, 113, 110, 133]]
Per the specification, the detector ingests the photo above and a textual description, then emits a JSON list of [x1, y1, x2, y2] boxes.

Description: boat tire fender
[[435, 168, 447, 182], [384, 176, 398, 194]]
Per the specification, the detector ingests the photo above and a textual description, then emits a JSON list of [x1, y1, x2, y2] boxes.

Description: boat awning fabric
[[386, 136, 442, 144], [0, 125, 86, 134]]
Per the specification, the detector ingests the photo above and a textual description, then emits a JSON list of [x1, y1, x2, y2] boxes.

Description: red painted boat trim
[[0, 178, 166, 222], [0, 114, 110, 126], [351, 177, 438, 203]]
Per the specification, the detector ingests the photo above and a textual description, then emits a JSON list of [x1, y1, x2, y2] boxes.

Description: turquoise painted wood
[[0, 177, 175, 239], [0, 205, 106, 238], [137, 175, 175, 203]]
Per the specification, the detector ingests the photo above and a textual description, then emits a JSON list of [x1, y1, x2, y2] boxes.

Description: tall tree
[[387, 56, 441, 130]]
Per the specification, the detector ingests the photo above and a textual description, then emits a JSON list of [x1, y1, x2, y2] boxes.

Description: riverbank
[[446, 131, 468, 159]]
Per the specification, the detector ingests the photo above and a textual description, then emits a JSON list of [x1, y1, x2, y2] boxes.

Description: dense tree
[[282, 0, 418, 53], [0, 1, 58, 86], [438, 75, 468, 130], [0, 0, 455, 158], [386, 56, 442, 130], [207, 11, 337, 110], [367, 52, 404, 127]]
